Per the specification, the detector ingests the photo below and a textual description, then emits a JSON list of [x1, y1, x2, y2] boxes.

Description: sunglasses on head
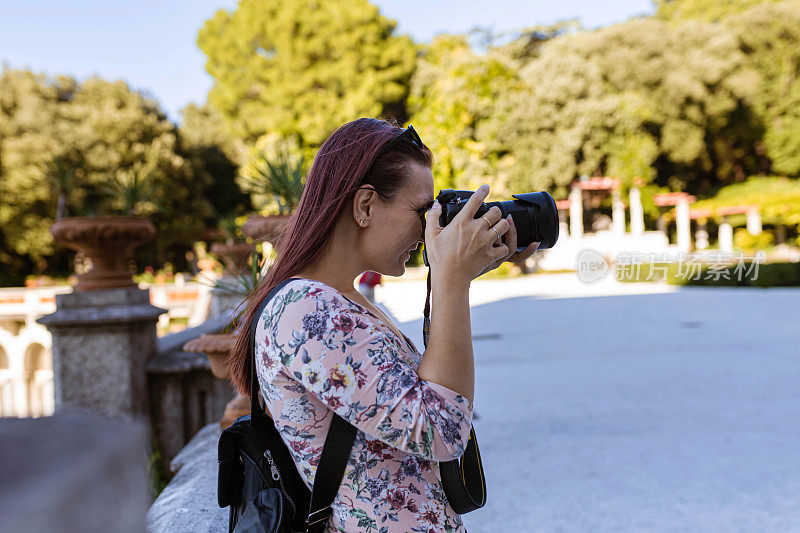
[[357, 124, 426, 201], [374, 124, 425, 158]]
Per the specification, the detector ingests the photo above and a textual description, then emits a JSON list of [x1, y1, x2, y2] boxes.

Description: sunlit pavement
[[379, 273, 800, 532]]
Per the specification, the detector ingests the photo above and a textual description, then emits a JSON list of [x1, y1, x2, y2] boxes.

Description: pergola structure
[[687, 204, 762, 252], [653, 192, 763, 252], [556, 176, 646, 239], [553, 177, 765, 254], [653, 192, 696, 253]]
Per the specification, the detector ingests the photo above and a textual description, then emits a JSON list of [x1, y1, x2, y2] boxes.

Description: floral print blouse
[[255, 278, 473, 532]]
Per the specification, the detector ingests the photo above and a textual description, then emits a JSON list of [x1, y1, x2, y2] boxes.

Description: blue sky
[[0, 0, 654, 122]]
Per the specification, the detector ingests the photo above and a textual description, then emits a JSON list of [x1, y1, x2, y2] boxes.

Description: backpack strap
[[304, 414, 356, 532], [248, 277, 357, 533]]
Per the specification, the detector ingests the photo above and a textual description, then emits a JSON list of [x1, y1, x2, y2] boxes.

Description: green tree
[[197, 0, 418, 148], [407, 34, 519, 195], [655, 0, 784, 22], [724, 2, 800, 175], [0, 71, 185, 271], [178, 103, 251, 228], [487, 18, 763, 198], [0, 68, 248, 282], [407, 26, 571, 197]]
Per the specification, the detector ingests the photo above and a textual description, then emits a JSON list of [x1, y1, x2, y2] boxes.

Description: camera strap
[[421, 249, 487, 514]]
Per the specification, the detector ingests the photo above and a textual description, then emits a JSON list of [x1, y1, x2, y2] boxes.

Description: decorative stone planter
[[242, 214, 291, 245], [209, 242, 254, 274], [183, 334, 237, 379], [50, 216, 156, 291], [182, 332, 255, 428]]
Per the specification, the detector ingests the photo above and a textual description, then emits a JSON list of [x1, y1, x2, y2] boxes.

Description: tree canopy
[[0, 69, 244, 283], [724, 2, 800, 176], [488, 18, 765, 198], [197, 0, 418, 148], [655, 0, 785, 22]]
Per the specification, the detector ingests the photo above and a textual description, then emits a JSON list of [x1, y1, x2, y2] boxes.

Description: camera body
[[435, 189, 560, 251]]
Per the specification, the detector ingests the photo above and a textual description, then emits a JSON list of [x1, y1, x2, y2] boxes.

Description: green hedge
[[615, 261, 800, 287]]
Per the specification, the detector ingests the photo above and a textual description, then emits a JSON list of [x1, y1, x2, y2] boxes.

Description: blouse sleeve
[[260, 280, 473, 462]]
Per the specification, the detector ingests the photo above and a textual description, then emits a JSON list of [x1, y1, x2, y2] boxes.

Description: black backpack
[[217, 278, 357, 533], [217, 277, 486, 533]]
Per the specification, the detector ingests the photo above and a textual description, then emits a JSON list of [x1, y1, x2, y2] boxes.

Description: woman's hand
[[424, 184, 513, 286], [475, 215, 540, 279]]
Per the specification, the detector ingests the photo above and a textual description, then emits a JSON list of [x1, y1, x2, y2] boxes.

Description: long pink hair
[[227, 117, 433, 396]]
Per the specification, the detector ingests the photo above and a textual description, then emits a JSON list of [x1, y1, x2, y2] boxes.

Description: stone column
[[656, 214, 667, 236], [557, 209, 569, 238], [612, 188, 626, 235], [37, 287, 166, 419], [629, 187, 645, 237], [676, 197, 691, 252], [747, 208, 762, 236], [695, 221, 709, 250], [718, 217, 734, 253], [569, 184, 583, 239]]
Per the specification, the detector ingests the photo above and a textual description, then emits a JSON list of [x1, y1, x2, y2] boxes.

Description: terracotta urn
[[210, 242, 255, 274], [183, 333, 237, 379], [242, 214, 291, 245], [220, 392, 253, 429], [50, 216, 155, 291]]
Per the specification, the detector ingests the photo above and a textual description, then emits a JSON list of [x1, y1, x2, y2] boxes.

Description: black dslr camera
[[434, 189, 559, 252]]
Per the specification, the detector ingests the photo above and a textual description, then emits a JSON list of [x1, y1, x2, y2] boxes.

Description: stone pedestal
[[220, 392, 251, 429], [37, 287, 166, 419]]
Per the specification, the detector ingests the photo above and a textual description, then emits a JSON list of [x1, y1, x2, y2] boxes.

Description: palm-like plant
[[101, 167, 161, 216], [44, 156, 79, 219], [212, 249, 272, 299], [210, 248, 275, 333], [240, 147, 305, 215], [217, 214, 242, 244]]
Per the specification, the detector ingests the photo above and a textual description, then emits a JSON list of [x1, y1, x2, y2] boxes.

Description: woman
[[228, 118, 539, 532]]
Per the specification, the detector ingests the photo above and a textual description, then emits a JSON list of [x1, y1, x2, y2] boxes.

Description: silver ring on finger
[[481, 215, 492, 229], [492, 227, 501, 241]]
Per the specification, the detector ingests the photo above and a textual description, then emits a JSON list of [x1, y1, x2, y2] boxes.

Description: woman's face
[[365, 163, 434, 277]]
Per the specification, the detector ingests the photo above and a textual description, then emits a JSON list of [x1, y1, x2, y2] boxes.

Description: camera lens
[[436, 189, 559, 250]]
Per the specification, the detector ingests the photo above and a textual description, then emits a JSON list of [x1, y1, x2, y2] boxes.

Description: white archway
[[0, 345, 13, 417], [24, 343, 53, 417]]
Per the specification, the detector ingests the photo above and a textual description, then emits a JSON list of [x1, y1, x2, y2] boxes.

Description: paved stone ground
[[378, 274, 800, 532]]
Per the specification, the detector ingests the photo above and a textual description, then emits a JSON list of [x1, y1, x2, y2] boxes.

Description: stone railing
[[146, 422, 227, 532], [147, 314, 236, 470]]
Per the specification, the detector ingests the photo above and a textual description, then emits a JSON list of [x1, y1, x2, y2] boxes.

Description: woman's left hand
[[475, 215, 540, 279]]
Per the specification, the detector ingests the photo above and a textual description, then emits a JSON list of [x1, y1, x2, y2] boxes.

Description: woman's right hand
[[424, 184, 511, 286]]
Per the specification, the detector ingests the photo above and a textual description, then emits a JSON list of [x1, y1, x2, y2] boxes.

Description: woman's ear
[[352, 187, 376, 226]]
